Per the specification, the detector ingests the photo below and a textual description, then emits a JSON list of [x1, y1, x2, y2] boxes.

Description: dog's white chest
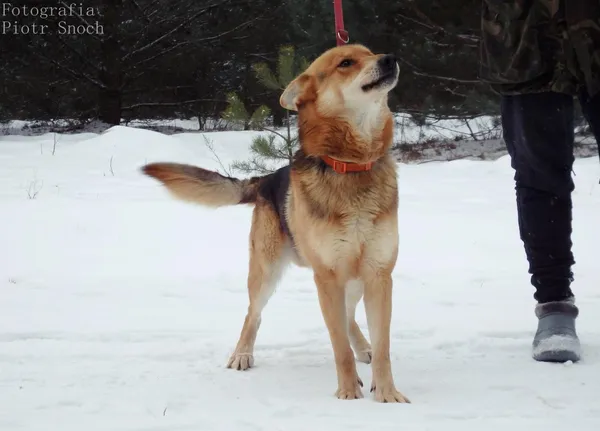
[[308, 211, 397, 273]]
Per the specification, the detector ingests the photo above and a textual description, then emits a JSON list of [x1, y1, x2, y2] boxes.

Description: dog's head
[[279, 44, 398, 123], [279, 44, 398, 162]]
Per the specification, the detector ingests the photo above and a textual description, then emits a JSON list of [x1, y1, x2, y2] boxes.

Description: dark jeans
[[501, 90, 600, 303]]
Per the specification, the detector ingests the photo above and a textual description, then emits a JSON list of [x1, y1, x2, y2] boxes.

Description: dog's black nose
[[378, 54, 397, 72]]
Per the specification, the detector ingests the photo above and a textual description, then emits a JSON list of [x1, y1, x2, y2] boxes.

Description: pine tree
[[221, 92, 271, 131], [225, 45, 309, 175]]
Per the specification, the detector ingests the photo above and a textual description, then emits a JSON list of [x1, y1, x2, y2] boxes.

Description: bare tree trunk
[[273, 105, 284, 127], [99, 0, 123, 125]]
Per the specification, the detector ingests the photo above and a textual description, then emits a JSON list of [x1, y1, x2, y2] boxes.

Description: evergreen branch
[[252, 63, 281, 90], [222, 92, 250, 123], [248, 105, 271, 128], [260, 126, 289, 142], [231, 158, 275, 175], [298, 57, 311, 73], [277, 45, 295, 87]]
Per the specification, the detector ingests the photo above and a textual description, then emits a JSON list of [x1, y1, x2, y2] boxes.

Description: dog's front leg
[[363, 271, 410, 403], [314, 270, 363, 400]]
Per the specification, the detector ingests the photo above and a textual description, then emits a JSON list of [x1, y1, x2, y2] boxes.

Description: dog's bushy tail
[[141, 162, 260, 207]]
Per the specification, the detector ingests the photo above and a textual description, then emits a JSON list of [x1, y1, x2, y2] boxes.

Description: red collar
[[321, 155, 373, 174]]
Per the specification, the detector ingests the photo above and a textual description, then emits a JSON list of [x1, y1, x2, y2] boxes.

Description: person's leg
[[501, 91, 581, 362], [579, 89, 600, 156]]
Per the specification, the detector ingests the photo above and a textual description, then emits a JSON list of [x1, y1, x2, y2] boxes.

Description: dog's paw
[[335, 377, 364, 400], [357, 375, 364, 387], [226, 352, 254, 371], [335, 386, 364, 400], [370, 382, 410, 403], [355, 349, 372, 364]]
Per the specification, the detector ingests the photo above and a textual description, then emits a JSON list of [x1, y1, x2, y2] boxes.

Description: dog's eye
[[337, 59, 354, 68]]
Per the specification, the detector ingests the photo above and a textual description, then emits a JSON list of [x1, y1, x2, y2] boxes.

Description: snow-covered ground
[[1, 127, 599, 431], [2, 113, 503, 144]]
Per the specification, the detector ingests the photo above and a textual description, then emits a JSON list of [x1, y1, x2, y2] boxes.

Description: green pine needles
[[223, 46, 309, 175]]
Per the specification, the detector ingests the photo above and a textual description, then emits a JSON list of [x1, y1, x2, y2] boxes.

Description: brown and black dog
[[142, 44, 409, 403]]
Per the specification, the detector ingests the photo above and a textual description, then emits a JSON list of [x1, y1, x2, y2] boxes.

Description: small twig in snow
[[203, 135, 233, 177], [27, 179, 43, 199], [464, 119, 479, 141]]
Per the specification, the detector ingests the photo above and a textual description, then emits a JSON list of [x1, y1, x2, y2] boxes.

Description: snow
[[532, 335, 582, 360], [1, 126, 599, 431], [3, 113, 502, 144]]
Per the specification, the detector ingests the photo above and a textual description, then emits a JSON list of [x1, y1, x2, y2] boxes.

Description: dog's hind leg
[[227, 201, 289, 371], [345, 280, 372, 364]]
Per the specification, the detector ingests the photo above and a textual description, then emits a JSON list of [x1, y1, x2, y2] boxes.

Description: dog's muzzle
[[361, 54, 399, 91], [378, 54, 397, 75]]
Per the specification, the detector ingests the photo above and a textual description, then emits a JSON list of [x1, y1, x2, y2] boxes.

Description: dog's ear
[[280, 74, 315, 111]]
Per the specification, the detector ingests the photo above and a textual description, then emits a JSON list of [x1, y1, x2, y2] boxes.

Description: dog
[[141, 44, 409, 403]]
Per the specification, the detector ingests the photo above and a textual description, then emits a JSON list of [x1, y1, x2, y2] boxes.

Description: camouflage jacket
[[479, 0, 600, 97]]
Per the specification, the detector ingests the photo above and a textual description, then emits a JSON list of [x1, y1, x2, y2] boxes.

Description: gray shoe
[[532, 298, 581, 363]]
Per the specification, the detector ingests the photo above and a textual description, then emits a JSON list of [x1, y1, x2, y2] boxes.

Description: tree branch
[[127, 0, 151, 23], [260, 126, 289, 142], [122, 0, 234, 61], [58, 1, 102, 43], [35, 52, 107, 90], [398, 58, 479, 84], [122, 99, 225, 110]]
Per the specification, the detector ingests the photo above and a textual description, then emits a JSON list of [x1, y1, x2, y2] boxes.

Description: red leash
[[333, 0, 349, 46]]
